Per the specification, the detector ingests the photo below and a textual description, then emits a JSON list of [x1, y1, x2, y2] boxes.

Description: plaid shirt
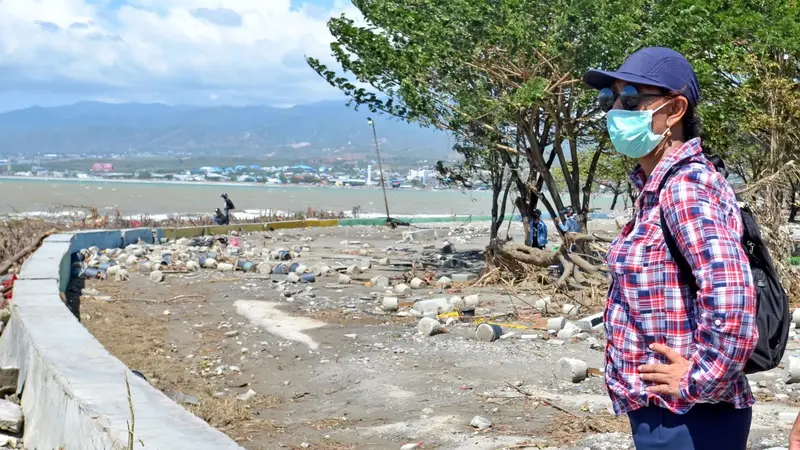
[[604, 138, 757, 415]]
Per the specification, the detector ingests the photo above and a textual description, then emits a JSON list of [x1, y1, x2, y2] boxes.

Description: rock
[[451, 273, 476, 282], [401, 443, 424, 450], [435, 277, 452, 289], [476, 323, 503, 342], [470, 415, 492, 430], [217, 263, 235, 272], [346, 265, 362, 275], [236, 389, 257, 402], [788, 356, 800, 384], [0, 399, 22, 433], [409, 278, 426, 289], [546, 317, 567, 332], [203, 258, 218, 270], [312, 264, 331, 277], [371, 276, 390, 289], [534, 296, 553, 313], [464, 294, 480, 308], [448, 296, 466, 311], [402, 229, 438, 242], [0, 368, 18, 397], [338, 274, 352, 285], [258, 262, 273, 275], [557, 321, 581, 339], [442, 242, 456, 254], [382, 296, 399, 311], [186, 261, 200, 272], [417, 317, 443, 336], [577, 312, 604, 331], [563, 303, 581, 317], [413, 298, 449, 315], [395, 284, 411, 295], [286, 273, 301, 283], [114, 269, 130, 282], [557, 357, 588, 383], [149, 271, 165, 283]]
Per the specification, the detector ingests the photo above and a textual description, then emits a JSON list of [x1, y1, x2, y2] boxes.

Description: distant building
[[91, 163, 114, 172]]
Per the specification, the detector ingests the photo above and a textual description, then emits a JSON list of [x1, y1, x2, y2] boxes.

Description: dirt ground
[[75, 221, 800, 450]]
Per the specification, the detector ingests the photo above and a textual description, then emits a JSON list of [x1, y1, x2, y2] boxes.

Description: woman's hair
[[683, 103, 701, 140], [662, 87, 701, 140]]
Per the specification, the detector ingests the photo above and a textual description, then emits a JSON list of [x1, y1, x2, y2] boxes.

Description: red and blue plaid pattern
[[604, 138, 758, 415]]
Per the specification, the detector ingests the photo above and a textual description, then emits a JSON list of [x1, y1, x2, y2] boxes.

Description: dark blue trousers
[[628, 403, 752, 450]]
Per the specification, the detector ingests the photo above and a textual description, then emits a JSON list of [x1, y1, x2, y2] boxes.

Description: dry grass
[[80, 291, 280, 442], [542, 411, 628, 446]]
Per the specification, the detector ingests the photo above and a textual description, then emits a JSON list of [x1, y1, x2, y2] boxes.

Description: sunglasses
[[597, 85, 665, 112]]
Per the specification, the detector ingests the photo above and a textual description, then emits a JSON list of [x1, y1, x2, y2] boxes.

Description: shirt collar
[[629, 137, 704, 194]]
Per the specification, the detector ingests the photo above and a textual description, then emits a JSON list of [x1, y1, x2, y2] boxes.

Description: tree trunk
[[610, 191, 620, 211]]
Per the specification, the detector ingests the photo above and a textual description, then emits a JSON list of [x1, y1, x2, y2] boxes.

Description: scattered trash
[[418, 317, 443, 336]]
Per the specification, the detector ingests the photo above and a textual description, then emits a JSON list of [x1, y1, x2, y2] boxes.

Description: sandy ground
[[74, 220, 800, 450]]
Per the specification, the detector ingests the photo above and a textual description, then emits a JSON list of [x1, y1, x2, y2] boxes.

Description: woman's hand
[[790, 411, 800, 450], [638, 343, 692, 396]]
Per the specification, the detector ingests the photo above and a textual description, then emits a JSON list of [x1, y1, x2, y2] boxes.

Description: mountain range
[[0, 101, 451, 158]]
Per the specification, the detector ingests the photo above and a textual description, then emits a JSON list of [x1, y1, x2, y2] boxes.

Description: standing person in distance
[[584, 47, 757, 450], [554, 206, 581, 233], [528, 209, 547, 250]]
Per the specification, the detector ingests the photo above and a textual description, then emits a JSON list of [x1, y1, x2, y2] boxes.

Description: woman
[[584, 47, 758, 449]]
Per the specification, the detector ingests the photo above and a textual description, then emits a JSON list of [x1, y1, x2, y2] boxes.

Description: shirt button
[[714, 319, 722, 326]]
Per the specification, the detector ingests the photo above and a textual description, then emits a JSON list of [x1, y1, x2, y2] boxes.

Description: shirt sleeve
[[660, 168, 757, 402]]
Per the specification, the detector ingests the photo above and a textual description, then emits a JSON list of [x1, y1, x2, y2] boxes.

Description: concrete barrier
[[0, 232, 243, 450]]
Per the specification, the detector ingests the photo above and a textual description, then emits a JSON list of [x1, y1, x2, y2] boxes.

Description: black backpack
[[658, 158, 790, 375]]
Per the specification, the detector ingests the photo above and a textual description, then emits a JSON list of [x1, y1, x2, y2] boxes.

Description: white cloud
[[0, 0, 359, 108]]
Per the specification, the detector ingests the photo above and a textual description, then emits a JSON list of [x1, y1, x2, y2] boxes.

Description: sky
[[0, 0, 361, 112]]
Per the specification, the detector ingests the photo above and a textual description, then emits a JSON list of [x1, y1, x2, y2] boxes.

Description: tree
[[579, 148, 635, 211], [308, 0, 646, 287]]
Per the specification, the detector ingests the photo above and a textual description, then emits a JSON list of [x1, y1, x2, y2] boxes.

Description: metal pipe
[[368, 118, 391, 223]]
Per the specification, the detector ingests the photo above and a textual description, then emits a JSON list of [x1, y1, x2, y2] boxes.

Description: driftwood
[[480, 231, 611, 290], [0, 229, 59, 276]]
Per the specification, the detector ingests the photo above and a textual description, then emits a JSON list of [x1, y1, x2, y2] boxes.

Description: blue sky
[[0, 0, 357, 112]]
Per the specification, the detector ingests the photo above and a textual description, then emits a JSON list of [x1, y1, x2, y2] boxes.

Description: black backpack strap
[[658, 160, 700, 293]]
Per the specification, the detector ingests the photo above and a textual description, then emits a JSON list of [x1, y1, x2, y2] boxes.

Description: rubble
[[470, 415, 492, 430], [149, 271, 165, 283], [546, 317, 566, 332], [557, 357, 588, 383], [475, 323, 503, 342], [435, 277, 452, 289], [418, 317, 443, 336], [0, 400, 22, 434]]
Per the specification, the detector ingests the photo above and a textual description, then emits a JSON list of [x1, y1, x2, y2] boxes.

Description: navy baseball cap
[[584, 47, 700, 106]]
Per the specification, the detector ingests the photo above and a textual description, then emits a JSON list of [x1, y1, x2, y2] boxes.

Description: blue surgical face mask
[[606, 101, 671, 159]]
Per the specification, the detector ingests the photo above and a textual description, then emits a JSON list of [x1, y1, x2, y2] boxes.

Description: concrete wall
[[0, 232, 243, 450]]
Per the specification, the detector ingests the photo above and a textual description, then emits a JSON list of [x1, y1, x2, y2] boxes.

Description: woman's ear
[[667, 96, 689, 129]]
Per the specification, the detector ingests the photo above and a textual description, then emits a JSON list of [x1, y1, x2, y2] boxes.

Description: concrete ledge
[[0, 234, 243, 449], [122, 228, 154, 246]]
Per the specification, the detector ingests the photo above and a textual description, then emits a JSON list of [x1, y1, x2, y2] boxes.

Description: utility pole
[[367, 117, 391, 224]]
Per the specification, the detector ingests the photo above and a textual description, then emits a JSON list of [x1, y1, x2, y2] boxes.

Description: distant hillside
[[0, 101, 450, 158]]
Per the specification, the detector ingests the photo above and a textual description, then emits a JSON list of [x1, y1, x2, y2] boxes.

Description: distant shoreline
[[0, 175, 469, 193]]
